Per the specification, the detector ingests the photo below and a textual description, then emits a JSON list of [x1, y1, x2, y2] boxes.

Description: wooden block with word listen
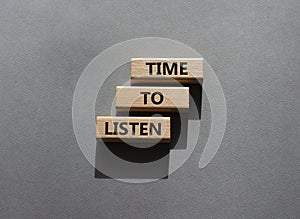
[[96, 116, 170, 143], [131, 58, 203, 84], [116, 86, 189, 112]]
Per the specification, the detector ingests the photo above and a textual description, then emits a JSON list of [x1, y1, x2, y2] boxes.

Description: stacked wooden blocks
[[96, 58, 203, 144]]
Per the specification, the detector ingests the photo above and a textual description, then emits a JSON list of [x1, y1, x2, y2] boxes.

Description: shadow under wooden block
[[95, 140, 170, 179], [189, 83, 203, 120]]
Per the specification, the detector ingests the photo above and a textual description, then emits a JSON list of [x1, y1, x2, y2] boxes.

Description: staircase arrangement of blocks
[[96, 58, 203, 144]]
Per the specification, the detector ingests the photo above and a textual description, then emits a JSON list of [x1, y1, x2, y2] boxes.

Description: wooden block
[[131, 58, 203, 84], [96, 116, 170, 142], [116, 86, 189, 112]]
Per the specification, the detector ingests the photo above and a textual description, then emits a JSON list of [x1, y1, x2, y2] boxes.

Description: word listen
[[131, 58, 203, 84], [96, 116, 170, 142], [105, 121, 161, 136]]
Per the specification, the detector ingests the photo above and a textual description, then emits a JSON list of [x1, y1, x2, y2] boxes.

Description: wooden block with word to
[[116, 86, 189, 112], [96, 116, 170, 143], [131, 58, 203, 84]]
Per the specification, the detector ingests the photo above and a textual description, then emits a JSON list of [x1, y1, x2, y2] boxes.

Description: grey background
[[1, 0, 299, 218]]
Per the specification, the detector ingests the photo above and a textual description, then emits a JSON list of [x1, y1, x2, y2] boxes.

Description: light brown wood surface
[[131, 58, 203, 84], [96, 116, 170, 142], [116, 86, 189, 112]]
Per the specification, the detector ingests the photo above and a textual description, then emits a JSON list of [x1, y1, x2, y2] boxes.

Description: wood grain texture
[[116, 86, 189, 112], [96, 116, 170, 142], [131, 58, 203, 84]]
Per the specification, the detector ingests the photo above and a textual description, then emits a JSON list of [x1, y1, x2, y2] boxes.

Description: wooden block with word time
[[96, 116, 170, 143], [116, 86, 189, 112], [131, 58, 203, 84]]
